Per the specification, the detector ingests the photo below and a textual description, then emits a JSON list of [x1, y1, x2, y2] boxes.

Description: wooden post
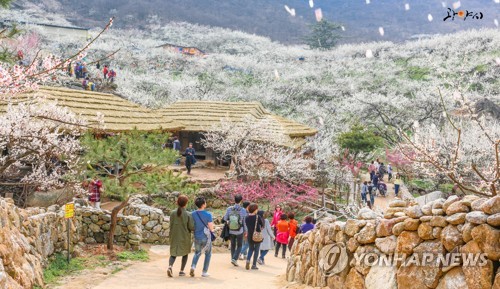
[[67, 218, 71, 263]]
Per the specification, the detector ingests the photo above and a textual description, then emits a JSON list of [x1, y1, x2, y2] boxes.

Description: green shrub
[[408, 178, 436, 192], [116, 249, 149, 262], [43, 254, 84, 285]]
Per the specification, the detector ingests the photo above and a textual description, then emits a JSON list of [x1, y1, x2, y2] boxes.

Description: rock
[[446, 213, 467, 225], [403, 218, 420, 231], [445, 201, 470, 215], [432, 209, 445, 216], [471, 198, 488, 211], [405, 206, 423, 218], [415, 191, 444, 207], [89, 223, 100, 233], [417, 222, 434, 240], [441, 225, 464, 252], [327, 275, 347, 289], [397, 264, 443, 289], [347, 237, 360, 253], [345, 219, 362, 237], [435, 267, 468, 289], [460, 241, 494, 289], [375, 235, 397, 255], [421, 203, 433, 215], [466, 211, 488, 225], [462, 223, 475, 242], [487, 213, 500, 227], [442, 195, 460, 212], [386, 207, 406, 215], [461, 195, 480, 207], [420, 216, 432, 222], [345, 268, 365, 289], [392, 222, 405, 236], [493, 269, 500, 289], [358, 208, 379, 220], [471, 224, 500, 261], [365, 265, 397, 289], [430, 216, 448, 227], [145, 220, 158, 230], [396, 231, 421, 255], [480, 196, 500, 215], [432, 227, 443, 239], [394, 212, 406, 217], [376, 219, 395, 237], [389, 200, 407, 208], [432, 198, 446, 209], [356, 222, 377, 244]]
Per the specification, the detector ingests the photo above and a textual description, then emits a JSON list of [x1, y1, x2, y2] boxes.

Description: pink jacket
[[271, 210, 283, 227]]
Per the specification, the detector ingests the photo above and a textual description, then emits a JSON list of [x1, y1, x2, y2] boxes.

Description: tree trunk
[[107, 197, 130, 251]]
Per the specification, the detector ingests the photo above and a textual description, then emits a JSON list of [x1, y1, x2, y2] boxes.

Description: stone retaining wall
[[122, 197, 170, 244], [286, 195, 500, 289]]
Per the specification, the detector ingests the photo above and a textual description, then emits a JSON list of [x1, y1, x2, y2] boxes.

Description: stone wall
[[286, 195, 500, 289], [122, 197, 170, 244]]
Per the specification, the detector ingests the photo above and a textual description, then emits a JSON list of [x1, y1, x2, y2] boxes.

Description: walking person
[[190, 197, 214, 278], [185, 142, 196, 175], [244, 203, 264, 270], [88, 176, 103, 209], [287, 212, 299, 251], [103, 65, 108, 80], [300, 216, 315, 234], [387, 163, 393, 181], [394, 174, 402, 197], [368, 161, 376, 181], [239, 201, 251, 260], [257, 211, 274, 265], [372, 173, 380, 195], [367, 183, 375, 209], [168, 195, 194, 278], [270, 204, 283, 243], [360, 181, 368, 204], [173, 136, 181, 166], [223, 194, 247, 267], [275, 214, 289, 259]]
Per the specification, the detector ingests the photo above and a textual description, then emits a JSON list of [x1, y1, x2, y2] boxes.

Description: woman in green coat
[[168, 195, 194, 277]]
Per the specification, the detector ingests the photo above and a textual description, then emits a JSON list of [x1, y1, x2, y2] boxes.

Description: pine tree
[[304, 20, 342, 50]]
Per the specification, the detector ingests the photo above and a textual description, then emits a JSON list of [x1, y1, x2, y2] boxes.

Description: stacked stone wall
[[287, 195, 500, 289]]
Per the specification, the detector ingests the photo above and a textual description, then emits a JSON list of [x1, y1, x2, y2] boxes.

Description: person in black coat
[[185, 142, 196, 174], [244, 203, 264, 270]]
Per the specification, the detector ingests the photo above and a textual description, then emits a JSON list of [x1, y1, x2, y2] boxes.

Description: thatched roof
[[159, 100, 317, 146], [1, 87, 184, 132]]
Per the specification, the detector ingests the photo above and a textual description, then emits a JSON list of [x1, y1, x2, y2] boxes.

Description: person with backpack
[[190, 197, 214, 278], [288, 212, 299, 251], [275, 214, 289, 259], [239, 201, 251, 260], [244, 203, 264, 270], [257, 210, 274, 265], [168, 195, 194, 278], [223, 194, 247, 266]]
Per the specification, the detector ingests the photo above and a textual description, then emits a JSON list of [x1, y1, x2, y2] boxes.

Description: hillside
[[11, 0, 500, 44]]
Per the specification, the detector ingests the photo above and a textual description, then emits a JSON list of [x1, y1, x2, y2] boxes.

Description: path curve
[[93, 245, 287, 289]]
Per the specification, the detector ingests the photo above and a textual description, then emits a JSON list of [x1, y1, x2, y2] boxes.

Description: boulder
[[432, 198, 446, 209], [432, 208, 445, 216], [446, 213, 467, 225], [356, 221, 377, 244], [345, 268, 365, 289], [435, 267, 468, 289], [347, 237, 360, 253], [397, 264, 443, 289], [486, 213, 500, 227], [445, 201, 469, 215], [403, 218, 420, 231], [441, 225, 464, 252], [358, 208, 379, 220], [442, 195, 460, 212], [345, 219, 363, 237], [365, 265, 397, 289], [421, 203, 433, 215], [462, 222, 475, 242], [405, 206, 423, 218], [376, 219, 396, 237], [392, 222, 405, 236], [471, 224, 500, 261], [461, 195, 480, 207], [417, 222, 434, 240], [430, 216, 448, 227], [466, 211, 488, 225], [415, 191, 444, 207], [432, 227, 443, 239], [471, 198, 488, 211], [389, 199, 407, 208], [460, 240, 494, 289], [375, 235, 397, 255], [493, 268, 500, 289], [480, 196, 500, 215], [396, 231, 421, 255]]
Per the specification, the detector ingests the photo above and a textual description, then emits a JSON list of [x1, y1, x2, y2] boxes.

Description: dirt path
[[91, 245, 287, 289]]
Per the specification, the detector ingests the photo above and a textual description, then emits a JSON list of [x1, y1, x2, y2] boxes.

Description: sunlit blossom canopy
[[158, 100, 318, 147], [0, 87, 185, 132]]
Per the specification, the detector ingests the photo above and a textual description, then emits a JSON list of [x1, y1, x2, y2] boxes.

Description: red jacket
[[103, 67, 108, 75], [89, 180, 102, 202]]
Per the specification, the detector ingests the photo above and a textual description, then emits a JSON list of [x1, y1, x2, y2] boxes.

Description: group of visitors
[[168, 194, 316, 278], [67, 61, 117, 92], [362, 158, 401, 208], [102, 64, 117, 82]]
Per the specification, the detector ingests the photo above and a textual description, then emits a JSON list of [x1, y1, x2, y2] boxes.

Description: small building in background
[[158, 43, 206, 56]]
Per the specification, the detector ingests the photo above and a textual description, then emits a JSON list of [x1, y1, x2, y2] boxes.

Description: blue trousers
[[191, 238, 212, 273]]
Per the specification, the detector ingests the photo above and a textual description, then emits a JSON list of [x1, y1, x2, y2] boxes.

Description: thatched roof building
[[1, 87, 184, 132], [159, 100, 317, 161]]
